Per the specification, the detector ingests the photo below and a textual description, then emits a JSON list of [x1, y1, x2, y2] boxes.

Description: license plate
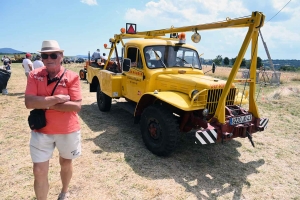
[[229, 114, 252, 125]]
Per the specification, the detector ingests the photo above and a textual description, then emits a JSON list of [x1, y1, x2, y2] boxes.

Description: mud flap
[[195, 129, 217, 145]]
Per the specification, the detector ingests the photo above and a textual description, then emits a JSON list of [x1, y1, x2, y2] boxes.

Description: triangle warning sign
[[126, 23, 136, 34]]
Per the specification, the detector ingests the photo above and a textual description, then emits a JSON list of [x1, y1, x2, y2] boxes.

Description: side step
[[115, 99, 136, 115]]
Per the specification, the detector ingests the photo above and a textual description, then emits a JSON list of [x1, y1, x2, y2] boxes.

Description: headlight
[[191, 32, 201, 43], [202, 108, 209, 116], [191, 90, 199, 101]]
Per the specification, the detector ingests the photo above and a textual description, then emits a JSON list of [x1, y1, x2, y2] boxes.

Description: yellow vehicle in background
[[86, 11, 269, 156]]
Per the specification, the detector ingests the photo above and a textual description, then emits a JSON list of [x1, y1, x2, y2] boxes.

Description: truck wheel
[[79, 69, 86, 80], [140, 105, 180, 156], [97, 85, 112, 112]]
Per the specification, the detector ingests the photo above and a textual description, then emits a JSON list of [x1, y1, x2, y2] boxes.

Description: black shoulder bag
[[28, 69, 67, 130]]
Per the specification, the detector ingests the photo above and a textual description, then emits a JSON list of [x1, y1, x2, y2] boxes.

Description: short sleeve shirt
[[33, 60, 44, 69], [92, 51, 101, 59], [22, 58, 33, 73], [25, 66, 82, 134]]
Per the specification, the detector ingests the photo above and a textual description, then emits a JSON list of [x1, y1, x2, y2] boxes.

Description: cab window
[[127, 47, 142, 69]]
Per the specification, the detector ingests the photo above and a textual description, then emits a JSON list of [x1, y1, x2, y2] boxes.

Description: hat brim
[[37, 50, 64, 53]]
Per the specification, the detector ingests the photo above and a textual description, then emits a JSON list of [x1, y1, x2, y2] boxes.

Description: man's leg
[[59, 156, 73, 193], [33, 161, 50, 200]]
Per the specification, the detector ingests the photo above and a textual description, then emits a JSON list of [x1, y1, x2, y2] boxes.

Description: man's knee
[[33, 162, 49, 178], [59, 157, 72, 168]]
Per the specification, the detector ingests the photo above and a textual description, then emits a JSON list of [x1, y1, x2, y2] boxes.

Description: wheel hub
[[148, 119, 160, 139]]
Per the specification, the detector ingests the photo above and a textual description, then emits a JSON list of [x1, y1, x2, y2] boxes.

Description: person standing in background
[[22, 53, 33, 77], [91, 49, 101, 63], [1, 56, 12, 95], [101, 53, 108, 63], [33, 54, 44, 69]]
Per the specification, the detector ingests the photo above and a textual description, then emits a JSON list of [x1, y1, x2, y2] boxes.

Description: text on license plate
[[229, 115, 252, 125]]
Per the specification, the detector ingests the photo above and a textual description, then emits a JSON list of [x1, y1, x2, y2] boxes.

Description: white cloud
[[125, 0, 251, 27], [124, 0, 300, 59], [81, 0, 97, 6]]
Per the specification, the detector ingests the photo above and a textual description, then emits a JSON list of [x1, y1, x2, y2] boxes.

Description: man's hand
[[55, 95, 70, 103]]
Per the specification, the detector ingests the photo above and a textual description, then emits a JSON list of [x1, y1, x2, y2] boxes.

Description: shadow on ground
[[79, 103, 265, 199]]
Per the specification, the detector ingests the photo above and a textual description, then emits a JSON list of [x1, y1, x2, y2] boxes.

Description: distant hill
[[0, 48, 25, 54], [76, 55, 89, 58]]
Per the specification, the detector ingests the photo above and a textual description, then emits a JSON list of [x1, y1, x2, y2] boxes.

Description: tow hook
[[223, 132, 233, 138], [246, 131, 255, 147], [221, 132, 233, 144]]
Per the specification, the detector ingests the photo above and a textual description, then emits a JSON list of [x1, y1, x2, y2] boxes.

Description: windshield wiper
[[152, 48, 167, 69], [176, 57, 194, 69], [177, 57, 189, 64]]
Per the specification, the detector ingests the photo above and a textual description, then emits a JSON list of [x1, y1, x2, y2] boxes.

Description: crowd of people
[[1, 47, 108, 95], [91, 48, 108, 67], [0, 53, 45, 95]]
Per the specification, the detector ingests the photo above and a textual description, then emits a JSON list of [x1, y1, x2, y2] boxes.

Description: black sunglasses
[[41, 53, 58, 59]]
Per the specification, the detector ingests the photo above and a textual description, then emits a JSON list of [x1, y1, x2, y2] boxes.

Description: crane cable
[[266, 0, 292, 23]]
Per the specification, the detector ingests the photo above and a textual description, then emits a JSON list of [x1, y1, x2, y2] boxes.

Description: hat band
[[41, 47, 61, 51]]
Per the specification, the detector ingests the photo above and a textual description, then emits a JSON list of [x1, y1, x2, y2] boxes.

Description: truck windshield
[[144, 45, 202, 69]]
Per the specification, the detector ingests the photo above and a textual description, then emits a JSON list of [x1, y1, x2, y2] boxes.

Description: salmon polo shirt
[[25, 66, 82, 134]]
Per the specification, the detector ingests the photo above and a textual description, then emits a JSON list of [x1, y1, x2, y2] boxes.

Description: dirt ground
[[0, 64, 299, 200]]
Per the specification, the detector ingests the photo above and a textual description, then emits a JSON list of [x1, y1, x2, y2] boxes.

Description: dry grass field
[[0, 63, 299, 200]]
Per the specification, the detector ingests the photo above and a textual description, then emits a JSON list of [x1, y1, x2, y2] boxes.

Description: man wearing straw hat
[[25, 40, 82, 200]]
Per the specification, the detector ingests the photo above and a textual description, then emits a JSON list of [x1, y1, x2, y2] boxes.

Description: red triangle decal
[[127, 25, 135, 34]]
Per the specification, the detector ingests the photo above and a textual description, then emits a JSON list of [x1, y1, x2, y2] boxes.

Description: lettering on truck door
[[124, 47, 146, 102]]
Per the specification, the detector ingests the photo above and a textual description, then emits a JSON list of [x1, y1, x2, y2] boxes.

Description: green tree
[[257, 56, 262, 68], [213, 55, 223, 65], [231, 57, 236, 66], [230, 57, 246, 68], [241, 58, 246, 67], [223, 57, 229, 66]]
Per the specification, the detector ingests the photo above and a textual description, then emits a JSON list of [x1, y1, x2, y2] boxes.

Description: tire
[[79, 69, 86, 80], [97, 85, 112, 112], [140, 105, 180, 156]]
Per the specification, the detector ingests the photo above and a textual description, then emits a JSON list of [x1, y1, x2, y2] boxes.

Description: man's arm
[[25, 95, 81, 112], [25, 94, 70, 109], [50, 100, 82, 112], [28, 63, 33, 71]]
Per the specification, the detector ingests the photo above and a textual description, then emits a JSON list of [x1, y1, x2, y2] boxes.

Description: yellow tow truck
[[86, 11, 269, 156]]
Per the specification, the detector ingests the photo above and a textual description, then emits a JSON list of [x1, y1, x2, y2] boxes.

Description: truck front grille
[[206, 88, 237, 114]]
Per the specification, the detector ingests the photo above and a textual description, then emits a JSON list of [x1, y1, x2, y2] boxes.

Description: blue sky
[[1, 0, 299, 59]]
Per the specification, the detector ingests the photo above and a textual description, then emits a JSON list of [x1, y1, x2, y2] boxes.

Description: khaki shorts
[[30, 130, 81, 163]]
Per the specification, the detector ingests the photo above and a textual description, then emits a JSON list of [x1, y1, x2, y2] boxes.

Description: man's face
[[41, 52, 63, 69]]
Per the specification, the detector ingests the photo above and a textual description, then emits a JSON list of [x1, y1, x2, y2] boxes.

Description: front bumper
[[195, 117, 269, 145]]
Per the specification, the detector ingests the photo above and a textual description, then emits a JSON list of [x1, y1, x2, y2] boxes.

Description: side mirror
[[122, 58, 131, 72], [212, 62, 216, 73]]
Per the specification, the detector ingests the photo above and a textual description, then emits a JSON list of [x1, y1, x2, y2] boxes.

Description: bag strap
[[51, 68, 67, 96]]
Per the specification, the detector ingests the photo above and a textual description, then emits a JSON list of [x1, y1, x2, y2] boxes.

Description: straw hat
[[38, 40, 64, 53]]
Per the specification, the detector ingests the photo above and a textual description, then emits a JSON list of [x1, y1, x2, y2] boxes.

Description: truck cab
[[121, 39, 204, 102]]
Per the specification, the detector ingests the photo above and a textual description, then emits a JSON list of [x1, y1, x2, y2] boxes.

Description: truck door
[[122, 47, 146, 102]]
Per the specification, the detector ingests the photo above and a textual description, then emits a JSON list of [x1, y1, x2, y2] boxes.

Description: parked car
[[63, 57, 71, 64], [69, 58, 75, 63], [75, 58, 85, 63]]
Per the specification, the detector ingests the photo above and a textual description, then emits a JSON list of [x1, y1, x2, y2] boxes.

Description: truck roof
[[125, 39, 198, 51]]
